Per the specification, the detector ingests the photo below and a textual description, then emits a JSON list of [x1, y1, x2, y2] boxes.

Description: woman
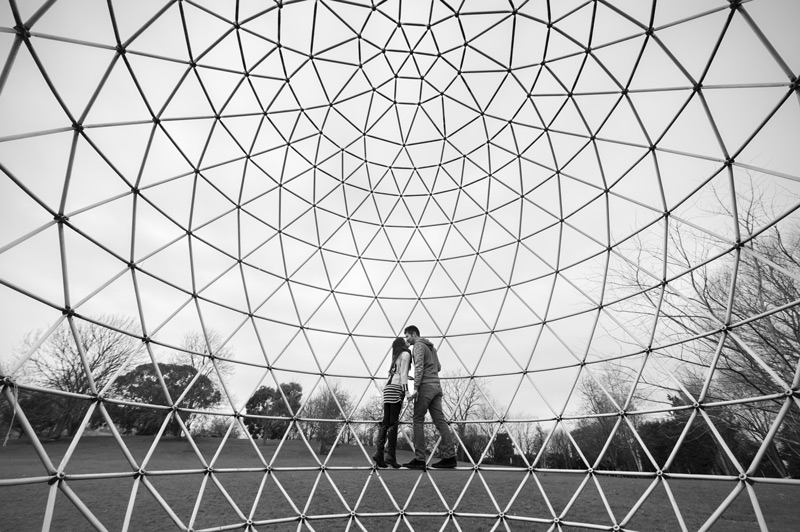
[[373, 337, 412, 468]]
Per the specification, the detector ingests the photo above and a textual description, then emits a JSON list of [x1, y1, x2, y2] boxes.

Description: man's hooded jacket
[[412, 337, 441, 386]]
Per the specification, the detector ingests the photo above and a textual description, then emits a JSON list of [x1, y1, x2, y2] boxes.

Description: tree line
[[3, 188, 797, 478], [1, 320, 235, 440], [2, 311, 796, 476], [598, 187, 800, 477]]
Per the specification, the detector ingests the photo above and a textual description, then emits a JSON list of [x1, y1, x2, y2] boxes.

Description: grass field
[[1, 436, 797, 531]]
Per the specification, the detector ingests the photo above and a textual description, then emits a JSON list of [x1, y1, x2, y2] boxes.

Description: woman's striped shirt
[[383, 351, 411, 404]]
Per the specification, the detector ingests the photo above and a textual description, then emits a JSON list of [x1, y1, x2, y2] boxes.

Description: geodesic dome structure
[[1, 0, 799, 530]]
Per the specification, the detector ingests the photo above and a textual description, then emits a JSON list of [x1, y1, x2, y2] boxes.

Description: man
[[401, 325, 457, 469]]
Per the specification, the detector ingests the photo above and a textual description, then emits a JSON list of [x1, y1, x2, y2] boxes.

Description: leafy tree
[[673, 392, 763, 475], [244, 382, 302, 440], [244, 386, 274, 439], [491, 431, 515, 465], [6, 390, 64, 440], [9, 315, 143, 440], [461, 429, 490, 462], [108, 363, 221, 436], [190, 414, 242, 438], [302, 381, 353, 454], [634, 392, 768, 475], [540, 427, 581, 469]]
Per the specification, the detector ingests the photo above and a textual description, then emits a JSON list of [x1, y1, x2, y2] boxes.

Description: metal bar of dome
[[698, 480, 746, 532]]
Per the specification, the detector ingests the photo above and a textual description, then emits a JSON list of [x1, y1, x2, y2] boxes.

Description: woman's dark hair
[[391, 337, 407, 357], [389, 337, 408, 373]]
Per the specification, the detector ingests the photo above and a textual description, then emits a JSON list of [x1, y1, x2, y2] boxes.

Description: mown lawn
[[1, 436, 797, 531]]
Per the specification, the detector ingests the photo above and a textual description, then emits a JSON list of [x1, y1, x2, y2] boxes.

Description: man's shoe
[[431, 456, 457, 468], [402, 458, 427, 469], [373, 453, 388, 468]]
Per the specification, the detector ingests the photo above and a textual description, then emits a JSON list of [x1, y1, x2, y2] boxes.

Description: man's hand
[[407, 392, 417, 401]]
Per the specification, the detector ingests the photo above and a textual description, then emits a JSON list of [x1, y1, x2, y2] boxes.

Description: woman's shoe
[[372, 452, 388, 468], [386, 457, 401, 469]]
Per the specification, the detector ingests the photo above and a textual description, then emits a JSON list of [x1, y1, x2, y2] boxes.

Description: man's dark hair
[[404, 325, 420, 337]]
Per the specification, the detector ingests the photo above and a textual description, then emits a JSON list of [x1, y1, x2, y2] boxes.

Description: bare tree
[[617, 184, 800, 476], [170, 330, 235, 381], [576, 368, 644, 471], [441, 370, 496, 462], [11, 315, 144, 439], [353, 390, 385, 447], [507, 420, 547, 464]]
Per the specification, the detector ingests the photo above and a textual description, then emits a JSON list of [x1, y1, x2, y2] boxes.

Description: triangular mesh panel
[[1, 1, 798, 530]]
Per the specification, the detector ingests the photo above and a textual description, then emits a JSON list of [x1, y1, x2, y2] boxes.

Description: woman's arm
[[397, 351, 411, 385], [398, 351, 415, 398]]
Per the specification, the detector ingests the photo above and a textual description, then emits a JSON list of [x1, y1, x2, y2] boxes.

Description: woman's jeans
[[375, 400, 403, 458], [413, 382, 455, 460]]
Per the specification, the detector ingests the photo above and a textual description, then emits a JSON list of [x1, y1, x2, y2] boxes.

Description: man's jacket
[[412, 337, 441, 386]]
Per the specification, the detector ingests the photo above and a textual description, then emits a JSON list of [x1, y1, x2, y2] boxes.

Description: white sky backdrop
[[1, 0, 799, 419]]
